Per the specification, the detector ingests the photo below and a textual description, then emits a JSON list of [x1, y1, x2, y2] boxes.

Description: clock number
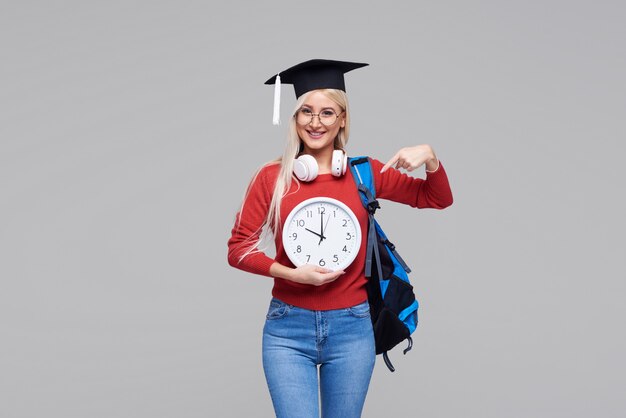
[[333, 210, 337, 217], [318, 207, 326, 214], [346, 232, 353, 240], [342, 219, 347, 227], [319, 258, 326, 266], [290, 233, 298, 240], [342, 245, 347, 252], [333, 254, 338, 262], [306, 210, 312, 218], [297, 219, 305, 227], [296, 245, 302, 253], [306, 255, 311, 262]]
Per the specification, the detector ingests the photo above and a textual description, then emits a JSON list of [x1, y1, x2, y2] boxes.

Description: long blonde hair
[[235, 89, 351, 262]]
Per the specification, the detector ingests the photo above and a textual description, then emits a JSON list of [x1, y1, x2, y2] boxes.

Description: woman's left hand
[[380, 145, 439, 173]]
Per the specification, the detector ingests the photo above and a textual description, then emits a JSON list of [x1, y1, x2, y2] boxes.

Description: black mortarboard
[[265, 59, 369, 125]]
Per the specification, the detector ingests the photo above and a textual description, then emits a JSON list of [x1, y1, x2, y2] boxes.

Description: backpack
[[348, 156, 419, 372]]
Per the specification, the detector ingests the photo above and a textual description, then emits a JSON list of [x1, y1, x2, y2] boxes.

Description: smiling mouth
[[307, 130, 326, 139]]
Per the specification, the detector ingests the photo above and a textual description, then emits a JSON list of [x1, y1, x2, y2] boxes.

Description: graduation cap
[[265, 59, 369, 125]]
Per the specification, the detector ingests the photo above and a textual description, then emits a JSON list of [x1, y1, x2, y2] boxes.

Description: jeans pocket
[[266, 298, 290, 320], [346, 300, 371, 318]]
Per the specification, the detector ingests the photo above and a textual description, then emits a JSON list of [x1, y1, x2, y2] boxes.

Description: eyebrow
[[301, 105, 339, 112]]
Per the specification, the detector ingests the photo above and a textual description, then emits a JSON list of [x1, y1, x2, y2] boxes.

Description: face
[[295, 90, 345, 153]]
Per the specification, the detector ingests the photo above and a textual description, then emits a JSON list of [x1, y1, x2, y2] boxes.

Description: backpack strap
[[349, 157, 382, 279], [349, 157, 411, 274], [349, 157, 379, 213]]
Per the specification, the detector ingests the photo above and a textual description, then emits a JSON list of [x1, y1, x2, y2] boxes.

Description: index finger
[[380, 152, 400, 173]]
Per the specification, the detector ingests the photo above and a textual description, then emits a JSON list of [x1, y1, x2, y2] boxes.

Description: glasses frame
[[294, 107, 345, 127]]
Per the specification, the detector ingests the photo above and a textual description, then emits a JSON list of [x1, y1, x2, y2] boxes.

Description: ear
[[340, 115, 346, 128]]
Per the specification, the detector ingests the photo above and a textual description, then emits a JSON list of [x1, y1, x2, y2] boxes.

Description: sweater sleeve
[[370, 158, 453, 209], [227, 165, 278, 277]]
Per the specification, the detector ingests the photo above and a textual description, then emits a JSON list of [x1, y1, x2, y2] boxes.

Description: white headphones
[[293, 150, 348, 182]]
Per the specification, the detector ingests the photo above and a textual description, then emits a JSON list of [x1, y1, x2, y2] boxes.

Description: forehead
[[301, 91, 339, 109]]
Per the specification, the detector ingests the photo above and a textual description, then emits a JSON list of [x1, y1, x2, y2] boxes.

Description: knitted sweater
[[227, 157, 453, 310]]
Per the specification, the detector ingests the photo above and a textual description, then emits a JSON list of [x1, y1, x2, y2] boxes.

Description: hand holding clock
[[269, 262, 345, 286]]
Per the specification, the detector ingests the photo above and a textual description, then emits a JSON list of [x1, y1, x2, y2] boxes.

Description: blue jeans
[[262, 298, 376, 418]]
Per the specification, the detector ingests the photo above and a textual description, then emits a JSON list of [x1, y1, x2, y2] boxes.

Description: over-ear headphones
[[293, 150, 348, 182]]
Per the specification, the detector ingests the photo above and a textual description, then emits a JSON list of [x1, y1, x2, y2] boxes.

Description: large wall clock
[[283, 197, 362, 272]]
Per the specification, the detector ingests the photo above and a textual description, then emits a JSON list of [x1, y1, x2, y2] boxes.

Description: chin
[[302, 140, 333, 152]]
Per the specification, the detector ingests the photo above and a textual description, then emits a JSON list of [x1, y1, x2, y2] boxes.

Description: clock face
[[282, 197, 362, 272]]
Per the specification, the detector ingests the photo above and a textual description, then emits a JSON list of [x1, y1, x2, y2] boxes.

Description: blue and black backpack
[[349, 156, 419, 372]]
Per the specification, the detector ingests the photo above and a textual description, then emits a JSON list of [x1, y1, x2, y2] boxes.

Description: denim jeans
[[262, 298, 376, 418]]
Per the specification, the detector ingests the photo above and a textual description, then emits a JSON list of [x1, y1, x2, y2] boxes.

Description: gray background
[[1, 1, 624, 417]]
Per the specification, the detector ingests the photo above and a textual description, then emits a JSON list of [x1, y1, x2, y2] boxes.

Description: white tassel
[[272, 74, 281, 125]]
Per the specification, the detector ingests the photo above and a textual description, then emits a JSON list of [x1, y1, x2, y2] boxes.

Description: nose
[[309, 114, 323, 128]]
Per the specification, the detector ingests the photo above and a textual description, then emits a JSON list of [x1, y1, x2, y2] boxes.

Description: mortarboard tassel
[[272, 74, 281, 125]]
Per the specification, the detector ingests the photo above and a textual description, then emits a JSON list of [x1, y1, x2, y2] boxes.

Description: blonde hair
[[235, 89, 350, 262]]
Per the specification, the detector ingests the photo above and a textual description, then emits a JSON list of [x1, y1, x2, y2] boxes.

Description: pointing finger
[[381, 152, 400, 173]]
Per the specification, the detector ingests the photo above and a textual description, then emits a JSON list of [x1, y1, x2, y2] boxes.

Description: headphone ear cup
[[331, 150, 347, 177], [293, 154, 318, 182]]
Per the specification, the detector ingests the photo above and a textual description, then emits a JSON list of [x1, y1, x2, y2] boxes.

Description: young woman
[[227, 59, 453, 418]]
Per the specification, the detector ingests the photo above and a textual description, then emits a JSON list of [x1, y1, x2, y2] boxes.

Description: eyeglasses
[[295, 107, 344, 127]]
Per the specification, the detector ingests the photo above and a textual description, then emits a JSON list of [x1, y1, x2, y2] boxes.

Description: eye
[[300, 108, 313, 116], [320, 110, 336, 117]]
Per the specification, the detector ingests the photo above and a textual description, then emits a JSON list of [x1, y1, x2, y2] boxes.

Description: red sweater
[[227, 158, 453, 310]]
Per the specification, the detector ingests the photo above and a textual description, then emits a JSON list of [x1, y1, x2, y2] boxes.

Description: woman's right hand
[[270, 262, 344, 286], [289, 264, 345, 286]]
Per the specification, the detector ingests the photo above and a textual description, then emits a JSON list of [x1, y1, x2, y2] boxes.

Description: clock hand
[[319, 212, 325, 245], [305, 227, 324, 239], [322, 211, 331, 236]]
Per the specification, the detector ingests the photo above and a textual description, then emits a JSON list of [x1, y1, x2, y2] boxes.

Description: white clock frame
[[282, 197, 362, 272]]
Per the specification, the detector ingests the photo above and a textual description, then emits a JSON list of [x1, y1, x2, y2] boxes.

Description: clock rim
[[282, 196, 362, 271]]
